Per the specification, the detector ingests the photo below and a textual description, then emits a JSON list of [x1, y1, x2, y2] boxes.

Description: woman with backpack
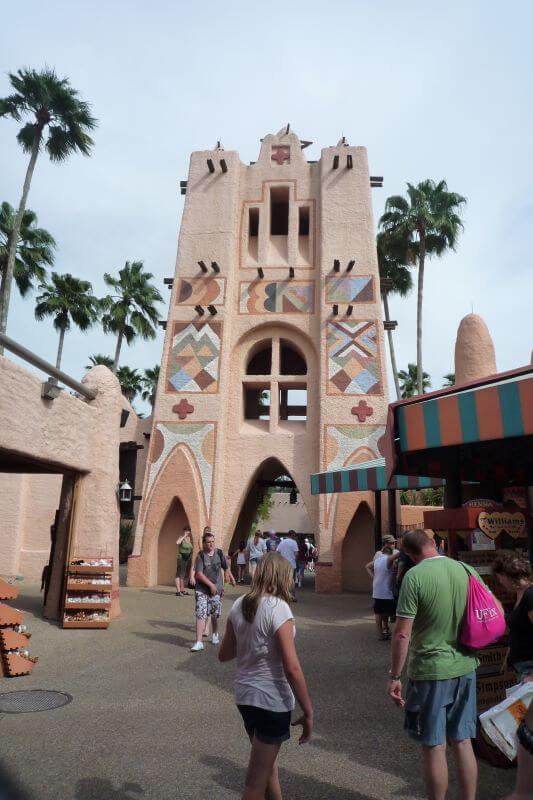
[[219, 552, 313, 800]]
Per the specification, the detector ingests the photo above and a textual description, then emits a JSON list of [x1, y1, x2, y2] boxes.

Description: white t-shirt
[[248, 538, 267, 560], [229, 595, 295, 712], [372, 552, 394, 600], [277, 538, 299, 569]]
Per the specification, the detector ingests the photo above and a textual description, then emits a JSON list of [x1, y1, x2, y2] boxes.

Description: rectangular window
[[298, 206, 310, 236], [244, 387, 270, 420], [270, 187, 289, 235], [279, 386, 307, 421], [249, 207, 259, 237]]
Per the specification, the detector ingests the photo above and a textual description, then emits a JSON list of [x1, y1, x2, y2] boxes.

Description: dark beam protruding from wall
[[257, 267, 264, 279], [220, 159, 228, 173], [207, 305, 217, 316], [289, 267, 295, 279], [207, 159, 215, 173], [374, 491, 383, 551], [211, 261, 220, 273], [332, 304, 339, 316], [346, 154, 353, 169], [198, 261, 208, 273], [158, 320, 167, 330], [333, 259, 340, 273], [346, 260, 355, 272], [332, 154, 339, 169], [194, 305, 205, 315]]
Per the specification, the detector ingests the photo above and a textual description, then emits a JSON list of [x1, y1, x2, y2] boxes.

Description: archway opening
[[157, 498, 190, 586], [341, 501, 374, 593], [228, 458, 315, 587]]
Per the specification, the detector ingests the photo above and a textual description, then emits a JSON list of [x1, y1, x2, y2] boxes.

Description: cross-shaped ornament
[[172, 399, 195, 420], [351, 400, 373, 422], [271, 146, 290, 165]]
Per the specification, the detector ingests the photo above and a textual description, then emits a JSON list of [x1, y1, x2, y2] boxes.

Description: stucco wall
[[0, 357, 123, 615]]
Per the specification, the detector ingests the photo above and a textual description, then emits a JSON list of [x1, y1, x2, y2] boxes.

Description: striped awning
[[397, 372, 533, 454], [310, 457, 444, 496]]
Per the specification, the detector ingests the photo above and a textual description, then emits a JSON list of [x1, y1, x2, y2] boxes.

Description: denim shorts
[[404, 671, 477, 747], [237, 705, 291, 745]]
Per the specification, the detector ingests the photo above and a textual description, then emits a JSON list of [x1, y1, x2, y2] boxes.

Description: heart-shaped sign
[[477, 511, 526, 540]]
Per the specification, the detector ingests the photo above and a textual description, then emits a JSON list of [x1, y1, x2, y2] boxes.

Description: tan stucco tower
[[128, 128, 389, 591]]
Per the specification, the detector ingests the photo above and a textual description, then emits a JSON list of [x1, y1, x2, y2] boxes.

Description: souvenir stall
[[311, 365, 533, 762]]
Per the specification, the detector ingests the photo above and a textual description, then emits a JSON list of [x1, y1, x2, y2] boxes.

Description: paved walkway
[[1, 582, 514, 800]]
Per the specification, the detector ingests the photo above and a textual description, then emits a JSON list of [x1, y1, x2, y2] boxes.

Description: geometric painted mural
[[166, 321, 221, 393], [175, 277, 225, 306], [323, 424, 385, 523], [327, 320, 381, 395], [239, 281, 315, 314], [147, 422, 216, 515], [325, 276, 374, 304]]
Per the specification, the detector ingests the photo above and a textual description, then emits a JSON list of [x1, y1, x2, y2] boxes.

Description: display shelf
[[0, 630, 31, 651], [0, 602, 23, 627], [62, 619, 109, 629], [0, 578, 19, 601], [66, 581, 111, 593], [62, 557, 113, 629], [68, 564, 113, 575], [3, 652, 35, 677]]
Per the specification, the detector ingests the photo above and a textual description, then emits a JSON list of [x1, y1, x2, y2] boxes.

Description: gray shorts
[[404, 671, 477, 747]]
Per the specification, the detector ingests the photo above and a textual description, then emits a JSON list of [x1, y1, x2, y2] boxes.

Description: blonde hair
[[242, 552, 293, 623]]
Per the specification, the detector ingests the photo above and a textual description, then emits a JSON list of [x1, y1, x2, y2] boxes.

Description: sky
[[1, 1, 532, 413]]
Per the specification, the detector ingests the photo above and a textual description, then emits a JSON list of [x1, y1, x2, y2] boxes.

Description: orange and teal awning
[[310, 458, 444, 496], [397, 372, 533, 454]]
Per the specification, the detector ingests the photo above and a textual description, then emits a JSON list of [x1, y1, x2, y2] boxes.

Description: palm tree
[[101, 261, 162, 372], [0, 68, 97, 345], [376, 232, 413, 400], [0, 202, 55, 297], [442, 372, 455, 387], [86, 353, 113, 370], [34, 273, 99, 369], [379, 180, 466, 394], [117, 366, 143, 402], [398, 363, 431, 399], [141, 365, 160, 407]]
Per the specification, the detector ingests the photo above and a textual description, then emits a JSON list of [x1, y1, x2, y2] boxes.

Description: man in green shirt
[[387, 529, 491, 800]]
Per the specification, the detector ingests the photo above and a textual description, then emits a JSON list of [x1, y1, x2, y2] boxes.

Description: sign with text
[[477, 511, 526, 540]]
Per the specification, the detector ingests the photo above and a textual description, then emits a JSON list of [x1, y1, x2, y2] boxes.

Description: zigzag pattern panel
[[240, 281, 315, 314], [327, 319, 381, 395], [166, 321, 221, 393], [325, 276, 374, 304]]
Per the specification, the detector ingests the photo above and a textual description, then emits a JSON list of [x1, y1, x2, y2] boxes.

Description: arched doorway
[[341, 501, 374, 592], [157, 498, 190, 586], [228, 457, 314, 586]]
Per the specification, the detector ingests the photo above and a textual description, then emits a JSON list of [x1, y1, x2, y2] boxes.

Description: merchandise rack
[[62, 558, 113, 629], [0, 577, 35, 677]]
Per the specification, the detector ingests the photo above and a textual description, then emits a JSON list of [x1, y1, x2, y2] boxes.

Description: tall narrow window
[[270, 187, 289, 235], [298, 206, 310, 236], [249, 208, 259, 237], [248, 207, 260, 262]]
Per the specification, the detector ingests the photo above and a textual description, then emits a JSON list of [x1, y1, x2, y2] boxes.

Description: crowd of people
[[172, 523, 533, 800]]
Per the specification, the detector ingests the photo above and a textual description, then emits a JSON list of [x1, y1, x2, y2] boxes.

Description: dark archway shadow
[[342, 501, 374, 593], [157, 497, 190, 586]]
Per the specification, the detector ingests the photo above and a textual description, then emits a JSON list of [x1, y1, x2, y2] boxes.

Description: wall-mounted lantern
[[118, 480, 133, 504]]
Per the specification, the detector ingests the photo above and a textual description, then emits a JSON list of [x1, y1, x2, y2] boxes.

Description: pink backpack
[[460, 563, 506, 649]]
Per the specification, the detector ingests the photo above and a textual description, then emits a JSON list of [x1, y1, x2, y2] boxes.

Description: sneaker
[[211, 633, 220, 645], [190, 641, 204, 652]]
